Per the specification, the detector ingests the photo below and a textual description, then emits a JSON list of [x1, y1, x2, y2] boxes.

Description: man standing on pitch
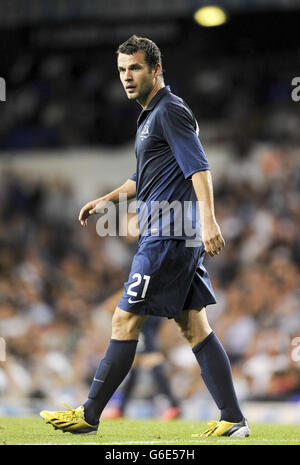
[[40, 35, 249, 438]]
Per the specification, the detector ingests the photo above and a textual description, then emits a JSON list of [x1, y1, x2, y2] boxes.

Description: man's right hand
[[78, 198, 107, 227], [78, 178, 136, 227]]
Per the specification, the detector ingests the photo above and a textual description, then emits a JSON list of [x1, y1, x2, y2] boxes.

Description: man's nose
[[124, 69, 133, 80]]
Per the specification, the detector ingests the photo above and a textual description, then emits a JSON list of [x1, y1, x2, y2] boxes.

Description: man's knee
[[175, 308, 212, 347], [112, 307, 147, 340]]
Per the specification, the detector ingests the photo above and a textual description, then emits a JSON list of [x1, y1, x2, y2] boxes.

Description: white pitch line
[[24, 438, 300, 446], [53, 438, 300, 445]]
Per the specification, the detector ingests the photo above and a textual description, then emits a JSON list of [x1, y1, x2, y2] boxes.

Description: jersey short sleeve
[[160, 102, 210, 179]]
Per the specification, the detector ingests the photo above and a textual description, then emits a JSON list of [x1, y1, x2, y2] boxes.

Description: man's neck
[[138, 80, 165, 110]]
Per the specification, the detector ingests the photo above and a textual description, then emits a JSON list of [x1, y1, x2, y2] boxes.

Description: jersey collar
[[144, 85, 171, 112], [137, 86, 171, 126]]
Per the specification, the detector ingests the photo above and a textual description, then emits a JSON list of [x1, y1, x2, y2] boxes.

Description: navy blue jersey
[[130, 86, 209, 243]]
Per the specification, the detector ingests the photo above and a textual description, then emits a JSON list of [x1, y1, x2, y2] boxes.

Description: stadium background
[[0, 0, 299, 424]]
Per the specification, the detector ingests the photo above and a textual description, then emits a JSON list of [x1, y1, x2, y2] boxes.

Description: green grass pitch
[[1, 417, 300, 445]]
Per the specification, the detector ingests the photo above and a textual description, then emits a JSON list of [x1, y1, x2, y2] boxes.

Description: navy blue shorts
[[137, 316, 164, 354], [118, 239, 216, 319]]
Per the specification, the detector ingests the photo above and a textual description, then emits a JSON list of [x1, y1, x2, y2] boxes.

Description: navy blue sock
[[192, 331, 243, 423], [84, 339, 138, 425], [152, 364, 179, 408]]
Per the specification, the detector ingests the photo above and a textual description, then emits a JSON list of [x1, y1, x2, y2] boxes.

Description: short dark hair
[[117, 35, 162, 70]]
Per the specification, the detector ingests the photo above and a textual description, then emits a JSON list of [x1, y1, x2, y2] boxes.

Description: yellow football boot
[[40, 403, 98, 434], [192, 418, 250, 438]]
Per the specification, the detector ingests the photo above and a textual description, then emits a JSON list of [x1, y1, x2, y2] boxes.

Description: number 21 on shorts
[[127, 273, 151, 299]]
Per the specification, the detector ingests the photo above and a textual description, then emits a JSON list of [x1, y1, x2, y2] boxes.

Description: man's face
[[117, 50, 156, 104]]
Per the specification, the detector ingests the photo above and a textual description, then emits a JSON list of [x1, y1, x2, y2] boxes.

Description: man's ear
[[154, 63, 162, 78]]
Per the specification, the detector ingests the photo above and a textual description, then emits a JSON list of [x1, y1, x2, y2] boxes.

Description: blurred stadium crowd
[[0, 138, 299, 417], [1, 35, 300, 151]]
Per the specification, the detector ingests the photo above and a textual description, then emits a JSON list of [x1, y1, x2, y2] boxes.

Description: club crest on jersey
[[140, 120, 150, 140]]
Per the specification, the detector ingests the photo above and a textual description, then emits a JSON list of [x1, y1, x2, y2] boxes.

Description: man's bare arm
[[191, 170, 225, 257], [79, 178, 136, 227]]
